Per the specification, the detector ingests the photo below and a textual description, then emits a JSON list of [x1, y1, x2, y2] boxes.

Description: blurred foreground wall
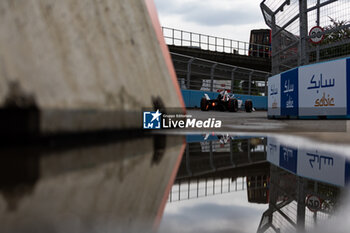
[[0, 0, 184, 135]]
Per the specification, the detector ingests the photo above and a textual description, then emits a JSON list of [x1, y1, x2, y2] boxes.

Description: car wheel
[[228, 99, 238, 112], [245, 100, 253, 112], [200, 98, 209, 111]]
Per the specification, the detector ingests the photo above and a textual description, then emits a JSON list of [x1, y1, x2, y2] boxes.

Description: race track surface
[[176, 109, 350, 144]]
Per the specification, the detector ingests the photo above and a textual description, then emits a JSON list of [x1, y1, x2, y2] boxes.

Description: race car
[[200, 90, 253, 112]]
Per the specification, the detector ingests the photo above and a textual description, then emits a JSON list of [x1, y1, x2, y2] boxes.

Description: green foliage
[[322, 17, 350, 44], [309, 17, 350, 62]]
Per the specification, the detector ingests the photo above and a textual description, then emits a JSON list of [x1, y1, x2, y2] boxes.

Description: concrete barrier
[[181, 89, 267, 110], [0, 0, 184, 136], [268, 57, 350, 118]]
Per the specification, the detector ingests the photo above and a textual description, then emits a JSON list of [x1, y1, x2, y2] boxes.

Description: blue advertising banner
[[268, 56, 350, 118], [279, 145, 298, 173], [346, 160, 350, 185], [267, 138, 350, 187], [347, 58, 350, 116], [281, 68, 299, 116]]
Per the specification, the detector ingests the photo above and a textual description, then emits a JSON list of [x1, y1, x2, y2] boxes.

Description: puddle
[[0, 132, 349, 233], [160, 133, 350, 233]]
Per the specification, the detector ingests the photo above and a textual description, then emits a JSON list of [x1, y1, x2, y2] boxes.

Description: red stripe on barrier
[[152, 140, 186, 229], [144, 0, 186, 114]]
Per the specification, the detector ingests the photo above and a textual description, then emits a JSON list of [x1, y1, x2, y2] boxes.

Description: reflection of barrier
[[268, 56, 350, 118], [267, 137, 350, 187]]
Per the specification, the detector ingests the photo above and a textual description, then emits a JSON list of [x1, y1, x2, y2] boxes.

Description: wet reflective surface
[[161, 134, 350, 233], [1, 133, 350, 232], [0, 135, 185, 233]]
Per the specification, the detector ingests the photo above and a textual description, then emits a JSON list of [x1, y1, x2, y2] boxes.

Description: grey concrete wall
[[0, 0, 183, 134]]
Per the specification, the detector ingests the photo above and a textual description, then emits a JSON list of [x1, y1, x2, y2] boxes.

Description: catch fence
[[171, 52, 271, 96], [261, 0, 350, 74]]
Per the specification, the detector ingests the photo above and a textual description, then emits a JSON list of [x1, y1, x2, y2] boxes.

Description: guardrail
[[162, 26, 271, 57], [170, 52, 271, 96]]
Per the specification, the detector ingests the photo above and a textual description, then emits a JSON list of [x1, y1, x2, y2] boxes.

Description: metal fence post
[[271, 14, 280, 75], [172, 28, 175, 45], [247, 138, 252, 163], [223, 38, 225, 52], [297, 177, 306, 232], [215, 37, 217, 51], [207, 35, 210, 50], [230, 139, 235, 166], [231, 67, 237, 93], [196, 178, 199, 198], [313, 181, 318, 223], [199, 33, 201, 48], [209, 141, 215, 171], [248, 71, 253, 95], [187, 179, 190, 199], [185, 145, 192, 176], [316, 0, 321, 62], [299, 0, 309, 66], [181, 30, 183, 46], [265, 74, 270, 96], [190, 32, 192, 47], [186, 58, 196, 89], [210, 63, 218, 92]]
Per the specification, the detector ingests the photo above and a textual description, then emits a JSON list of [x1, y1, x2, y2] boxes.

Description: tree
[[309, 17, 350, 62], [322, 17, 350, 44]]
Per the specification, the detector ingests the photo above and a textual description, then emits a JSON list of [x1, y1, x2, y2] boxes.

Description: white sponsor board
[[266, 137, 348, 187], [201, 80, 231, 92], [297, 148, 346, 187], [267, 137, 280, 166], [268, 74, 281, 116], [299, 59, 347, 116]]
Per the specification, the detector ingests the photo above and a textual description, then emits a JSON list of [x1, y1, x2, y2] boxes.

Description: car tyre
[[228, 99, 238, 112], [200, 98, 209, 111], [245, 100, 253, 112]]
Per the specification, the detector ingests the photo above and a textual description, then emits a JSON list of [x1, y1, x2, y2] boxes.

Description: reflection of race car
[[200, 91, 253, 112]]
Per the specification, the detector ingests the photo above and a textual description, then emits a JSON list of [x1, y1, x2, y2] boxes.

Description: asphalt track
[[183, 109, 350, 144]]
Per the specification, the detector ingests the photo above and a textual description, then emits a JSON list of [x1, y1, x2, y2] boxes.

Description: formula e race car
[[200, 91, 253, 112]]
